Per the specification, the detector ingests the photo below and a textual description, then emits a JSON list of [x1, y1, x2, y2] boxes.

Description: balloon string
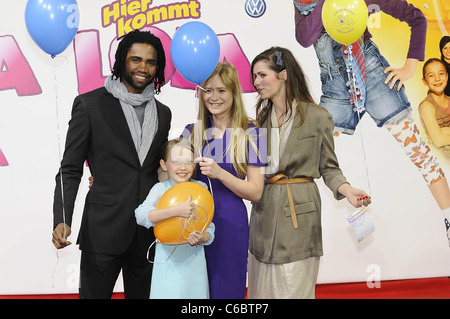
[[51, 250, 60, 288], [182, 205, 212, 239], [197, 87, 214, 240], [355, 94, 372, 197], [193, 91, 214, 199], [197, 85, 207, 92], [346, 46, 372, 196], [146, 201, 213, 264], [51, 55, 68, 288], [53, 57, 68, 235], [195, 89, 214, 236], [146, 215, 190, 264]]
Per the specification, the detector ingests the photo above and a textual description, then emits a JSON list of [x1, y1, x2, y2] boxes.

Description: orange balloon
[[154, 182, 214, 245]]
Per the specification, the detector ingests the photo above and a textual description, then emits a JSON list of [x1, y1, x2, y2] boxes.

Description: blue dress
[[135, 179, 215, 299], [182, 117, 266, 299]]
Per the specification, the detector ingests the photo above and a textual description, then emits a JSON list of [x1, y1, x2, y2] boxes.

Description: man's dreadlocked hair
[[111, 29, 166, 94]]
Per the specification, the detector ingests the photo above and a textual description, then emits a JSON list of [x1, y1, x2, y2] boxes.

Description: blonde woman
[[181, 62, 266, 299]]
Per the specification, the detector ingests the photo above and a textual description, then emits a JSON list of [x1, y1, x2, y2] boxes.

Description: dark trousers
[[79, 233, 153, 299]]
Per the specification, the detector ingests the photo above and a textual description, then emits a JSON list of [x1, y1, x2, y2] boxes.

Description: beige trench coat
[[249, 101, 348, 264]]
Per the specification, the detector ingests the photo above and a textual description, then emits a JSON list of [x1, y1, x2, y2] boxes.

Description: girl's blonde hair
[[191, 62, 259, 178], [161, 137, 195, 161], [161, 137, 196, 178]]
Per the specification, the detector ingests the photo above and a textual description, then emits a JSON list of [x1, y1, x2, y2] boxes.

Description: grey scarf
[[105, 76, 158, 165]]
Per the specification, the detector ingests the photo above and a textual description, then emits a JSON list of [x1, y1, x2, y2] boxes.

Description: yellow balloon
[[322, 0, 368, 45], [154, 182, 214, 245]]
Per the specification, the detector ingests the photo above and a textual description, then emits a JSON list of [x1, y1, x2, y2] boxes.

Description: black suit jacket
[[53, 87, 171, 255]]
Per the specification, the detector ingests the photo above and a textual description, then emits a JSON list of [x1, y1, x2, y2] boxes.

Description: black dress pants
[[78, 233, 153, 299]]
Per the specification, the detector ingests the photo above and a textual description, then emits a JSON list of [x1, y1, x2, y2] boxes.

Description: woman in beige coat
[[247, 47, 371, 299]]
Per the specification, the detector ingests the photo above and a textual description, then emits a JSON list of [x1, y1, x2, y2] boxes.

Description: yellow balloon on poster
[[154, 182, 214, 245], [322, 0, 368, 45]]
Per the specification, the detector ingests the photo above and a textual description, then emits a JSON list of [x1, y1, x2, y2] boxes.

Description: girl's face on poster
[[202, 75, 233, 120], [252, 60, 285, 101], [161, 145, 194, 185], [423, 61, 448, 95]]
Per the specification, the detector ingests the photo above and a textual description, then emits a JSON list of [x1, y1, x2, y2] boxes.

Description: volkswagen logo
[[245, 0, 266, 18]]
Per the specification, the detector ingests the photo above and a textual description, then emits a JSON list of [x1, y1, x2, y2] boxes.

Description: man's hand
[[52, 223, 72, 249]]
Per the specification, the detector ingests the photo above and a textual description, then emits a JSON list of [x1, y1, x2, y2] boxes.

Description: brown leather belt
[[267, 174, 313, 229]]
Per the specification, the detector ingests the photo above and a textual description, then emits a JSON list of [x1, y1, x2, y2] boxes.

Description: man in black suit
[[51, 30, 171, 299]]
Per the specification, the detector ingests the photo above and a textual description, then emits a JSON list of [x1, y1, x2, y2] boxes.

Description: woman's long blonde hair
[[191, 62, 259, 178]]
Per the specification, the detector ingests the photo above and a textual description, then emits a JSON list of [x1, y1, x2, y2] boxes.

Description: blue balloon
[[25, 0, 80, 57], [171, 22, 220, 85]]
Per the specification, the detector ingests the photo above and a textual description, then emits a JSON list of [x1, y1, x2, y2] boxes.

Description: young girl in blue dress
[[135, 137, 215, 298]]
